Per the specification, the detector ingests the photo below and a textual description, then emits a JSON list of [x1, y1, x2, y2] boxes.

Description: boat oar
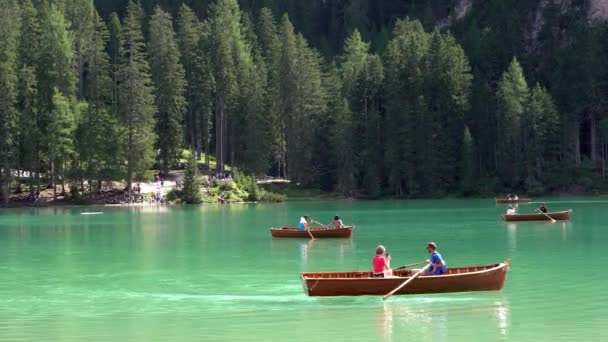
[[306, 226, 315, 240], [312, 219, 329, 229], [393, 261, 428, 271], [537, 210, 556, 223], [383, 263, 431, 301]]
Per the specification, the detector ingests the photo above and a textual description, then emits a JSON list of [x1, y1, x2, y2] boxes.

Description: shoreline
[[4, 192, 607, 209]]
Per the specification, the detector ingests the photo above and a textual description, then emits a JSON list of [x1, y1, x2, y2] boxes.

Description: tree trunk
[[61, 161, 65, 195], [51, 161, 56, 201], [215, 96, 222, 173], [591, 112, 597, 163]]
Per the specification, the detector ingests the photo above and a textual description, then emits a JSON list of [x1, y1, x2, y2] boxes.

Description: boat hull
[[502, 209, 572, 221], [301, 262, 510, 296], [270, 226, 353, 238], [495, 198, 531, 204]]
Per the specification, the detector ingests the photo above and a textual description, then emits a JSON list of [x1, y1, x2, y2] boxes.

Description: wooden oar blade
[[383, 263, 431, 300]]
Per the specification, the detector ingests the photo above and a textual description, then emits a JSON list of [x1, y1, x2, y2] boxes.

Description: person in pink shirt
[[372, 245, 392, 278]]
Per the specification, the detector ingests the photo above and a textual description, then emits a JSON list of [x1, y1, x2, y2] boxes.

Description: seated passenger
[[372, 245, 392, 278], [506, 205, 517, 215], [331, 215, 345, 229]]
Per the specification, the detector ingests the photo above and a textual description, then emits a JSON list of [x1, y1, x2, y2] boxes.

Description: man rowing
[[298, 215, 311, 231], [537, 203, 548, 213], [506, 205, 517, 215], [424, 242, 447, 275]]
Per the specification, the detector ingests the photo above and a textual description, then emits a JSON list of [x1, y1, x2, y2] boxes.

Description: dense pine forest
[[1, 0, 608, 205]]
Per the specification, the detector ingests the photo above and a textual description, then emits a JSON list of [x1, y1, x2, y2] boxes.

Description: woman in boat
[[537, 203, 548, 213], [372, 245, 392, 278], [298, 215, 311, 231], [506, 194, 512, 200], [506, 205, 517, 215], [330, 215, 345, 229], [425, 242, 447, 275]]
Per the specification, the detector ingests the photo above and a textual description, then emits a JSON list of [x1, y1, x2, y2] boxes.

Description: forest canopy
[[1, 0, 607, 205]]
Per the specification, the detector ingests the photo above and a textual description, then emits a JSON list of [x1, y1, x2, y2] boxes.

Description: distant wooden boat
[[495, 197, 531, 204], [502, 209, 572, 222], [301, 261, 510, 296], [270, 226, 353, 238]]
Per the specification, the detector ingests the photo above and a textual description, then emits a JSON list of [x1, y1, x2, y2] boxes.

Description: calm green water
[[0, 199, 606, 341]]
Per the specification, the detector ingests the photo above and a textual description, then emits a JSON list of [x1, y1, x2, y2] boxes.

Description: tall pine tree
[[149, 6, 186, 174], [118, 0, 157, 190]]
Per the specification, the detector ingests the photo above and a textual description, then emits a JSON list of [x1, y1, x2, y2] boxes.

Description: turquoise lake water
[[0, 198, 606, 341]]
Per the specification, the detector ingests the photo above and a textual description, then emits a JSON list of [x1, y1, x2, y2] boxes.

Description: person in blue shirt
[[425, 242, 447, 275]]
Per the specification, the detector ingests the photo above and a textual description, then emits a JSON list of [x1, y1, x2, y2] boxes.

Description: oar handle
[[539, 211, 556, 223], [383, 263, 431, 300], [312, 220, 329, 228], [393, 261, 428, 270]]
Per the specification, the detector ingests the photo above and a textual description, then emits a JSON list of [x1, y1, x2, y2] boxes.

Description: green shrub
[[260, 191, 287, 202], [165, 188, 182, 202], [182, 154, 202, 204]]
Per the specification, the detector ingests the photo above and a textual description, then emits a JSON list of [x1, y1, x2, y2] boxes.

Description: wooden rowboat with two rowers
[[301, 261, 510, 296], [502, 209, 572, 222], [270, 226, 353, 238], [495, 197, 531, 204]]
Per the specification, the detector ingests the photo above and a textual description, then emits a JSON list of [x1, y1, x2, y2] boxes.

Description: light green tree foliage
[[118, 0, 157, 189], [63, 0, 96, 99], [384, 19, 430, 196], [238, 13, 271, 175], [0, 0, 20, 205], [256, 8, 283, 176], [37, 1, 76, 109], [75, 105, 124, 191], [48, 90, 77, 199], [208, 0, 249, 173], [496, 57, 529, 189], [16, 0, 41, 194], [149, 6, 186, 174], [182, 154, 202, 204], [177, 4, 203, 154], [338, 30, 384, 197], [108, 12, 122, 112], [524, 84, 560, 190]]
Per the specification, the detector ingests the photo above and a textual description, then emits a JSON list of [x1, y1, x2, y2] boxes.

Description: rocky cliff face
[[589, 0, 608, 22]]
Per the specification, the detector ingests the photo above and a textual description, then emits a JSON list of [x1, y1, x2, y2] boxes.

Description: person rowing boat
[[506, 205, 517, 215], [536, 203, 548, 213], [298, 215, 311, 231], [424, 242, 447, 275]]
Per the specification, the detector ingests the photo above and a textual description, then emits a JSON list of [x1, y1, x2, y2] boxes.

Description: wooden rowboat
[[495, 197, 531, 204], [301, 261, 510, 296], [270, 226, 353, 238], [502, 209, 572, 222]]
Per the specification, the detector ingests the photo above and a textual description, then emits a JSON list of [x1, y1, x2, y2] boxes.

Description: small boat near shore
[[270, 226, 353, 238], [301, 261, 510, 296], [495, 197, 531, 204], [502, 209, 572, 222]]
